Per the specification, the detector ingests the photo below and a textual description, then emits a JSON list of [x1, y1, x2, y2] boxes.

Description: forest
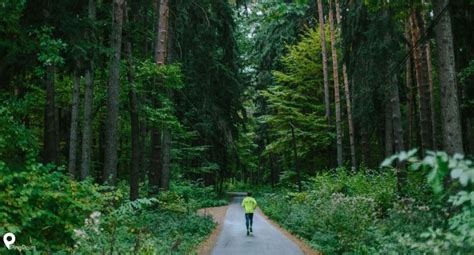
[[1, 0, 474, 254]]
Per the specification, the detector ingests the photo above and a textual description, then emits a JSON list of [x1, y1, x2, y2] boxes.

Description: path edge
[[194, 205, 230, 255], [257, 208, 321, 255]]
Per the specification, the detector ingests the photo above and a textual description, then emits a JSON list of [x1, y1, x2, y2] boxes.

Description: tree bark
[[149, 0, 162, 195], [159, 0, 172, 191], [389, 66, 406, 193], [384, 100, 393, 158], [405, 24, 414, 150], [103, 0, 125, 185], [124, 1, 140, 201], [81, 0, 96, 180], [410, 10, 433, 153], [426, 41, 438, 149], [328, 0, 343, 166], [432, 0, 464, 155], [43, 65, 58, 164], [81, 68, 94, 180], [68, 70, 81, 178], [317, 0, 331, 124]]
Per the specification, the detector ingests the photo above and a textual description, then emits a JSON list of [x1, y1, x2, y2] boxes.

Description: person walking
[[241, 192, 257, 236]]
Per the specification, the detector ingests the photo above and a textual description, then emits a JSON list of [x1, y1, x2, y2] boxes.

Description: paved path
[[211, 195, 304, 255]]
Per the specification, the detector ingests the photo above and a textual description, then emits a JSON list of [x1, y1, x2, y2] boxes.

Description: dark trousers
[[245, 213, 254, 229]]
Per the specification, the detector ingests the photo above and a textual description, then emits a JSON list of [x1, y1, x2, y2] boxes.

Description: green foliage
[[260, 151, 474, 254], [170, 180, 228, 209], [0, 98, 39, 166], [0, 163, 220, 253], [258, 169, 395, 253], [381, 150, 474, 253], [72, 198, 215, 254], [260, 27, 333, 171], [36, 26, 68, 67], [0, 0, 26, 33], [0, 162, 104, 252], [136, 61, 184, 90]]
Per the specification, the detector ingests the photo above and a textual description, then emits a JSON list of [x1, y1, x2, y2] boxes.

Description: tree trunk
[[389, 65, 406, 193], [466, 118, 474, 154], [103, 0, 125, 185], [68, 70, 81, 178], [149, 0, 162, 194], [410, 10, 433, 153], [43, 65, 58, 164], [432, 0, 464, 155], [160, 127, 171, 190], [124, 1, 140, 201], [405, 24, 414, 150], [426, 41, 438, 149], [384, 100, 393, 158], [81, 67, 94, 180], [156, 0, 169, 66], [317, 0, 331, 124], [81, 0, 96, 180], [159, 0, 172, 191], [290, 122, 302, 192], [328, 0, 343, 166]]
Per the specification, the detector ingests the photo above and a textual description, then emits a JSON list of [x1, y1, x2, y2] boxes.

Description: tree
[[328, 0, 343, 166], [81, 0, 97, 180], [103, 0, 125, 185], [68, 70, 81, 178], [317, 0, 331, 124], [149, 0, 162, 195], [124, 1, 140, 201], [158, 0, 171, 191], [405, 24, 415, 150], [432, 0, 464, 155], [410, 9, 433, 153]]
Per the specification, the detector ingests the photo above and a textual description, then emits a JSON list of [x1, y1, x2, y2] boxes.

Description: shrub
[[0, 162, 104, 252], [72, 198, 215, 254], [170, 180, 227, 209]]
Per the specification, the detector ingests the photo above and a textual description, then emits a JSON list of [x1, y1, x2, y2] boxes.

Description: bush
[[259, 151, 474, 254], [171, 180, 227, 209], [0, 162, 220, 253], [0, 162, 104, 252], [72, 198, 215, 254]]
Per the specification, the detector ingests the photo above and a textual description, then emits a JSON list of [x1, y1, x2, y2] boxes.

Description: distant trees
[[1, 0, 244, 197], [1, 0, 472, 194], [243, 0, 472, 186]]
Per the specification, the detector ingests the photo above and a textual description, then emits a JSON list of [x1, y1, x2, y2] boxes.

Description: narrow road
[[211, 195, 304, 255]]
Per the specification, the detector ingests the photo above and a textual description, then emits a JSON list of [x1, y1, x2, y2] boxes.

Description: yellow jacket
[[241, 196, 257, 213]]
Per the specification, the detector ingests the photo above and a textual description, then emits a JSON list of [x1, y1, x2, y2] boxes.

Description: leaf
[[459, 173, 469, 187], [381, 155, 396, 167], [451, 168, 463, 179]]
